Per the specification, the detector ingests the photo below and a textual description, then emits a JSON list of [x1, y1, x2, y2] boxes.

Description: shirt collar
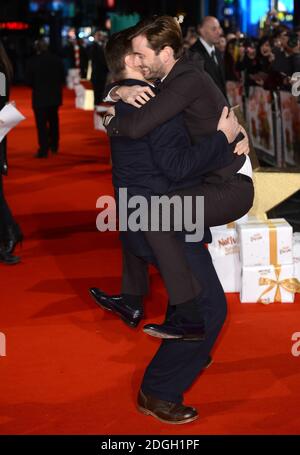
[[199, 37, 215, 56]]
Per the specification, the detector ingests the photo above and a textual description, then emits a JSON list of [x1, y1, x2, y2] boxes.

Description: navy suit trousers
[[141, 240, 227, 403]]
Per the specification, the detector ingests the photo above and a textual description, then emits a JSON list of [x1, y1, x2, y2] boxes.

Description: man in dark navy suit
[[89, 26, 251, 424], [26, 39, 65, 158]]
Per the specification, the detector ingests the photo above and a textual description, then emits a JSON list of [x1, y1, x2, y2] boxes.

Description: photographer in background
[[263, 9, 281, 35], [288, 31, 300, 73], [272, 27, 299, 76]]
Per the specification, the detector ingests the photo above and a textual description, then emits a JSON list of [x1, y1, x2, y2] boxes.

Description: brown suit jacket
[[107, 52, 245, 181]]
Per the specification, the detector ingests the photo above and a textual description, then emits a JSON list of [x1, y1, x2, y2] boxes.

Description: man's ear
[[161, 46, 174, 63], [124, 54, 136, 68]]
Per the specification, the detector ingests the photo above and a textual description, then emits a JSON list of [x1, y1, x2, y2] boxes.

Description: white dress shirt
[[199, 37, 218, 65]]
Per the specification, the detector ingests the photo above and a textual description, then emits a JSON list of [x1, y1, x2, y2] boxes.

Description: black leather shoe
[[4, 223, 23, 255], [137, 389, 198, 425], [0, 250, 20, 265], [89, 288, 143, 328], [142, 320, 205, 341]]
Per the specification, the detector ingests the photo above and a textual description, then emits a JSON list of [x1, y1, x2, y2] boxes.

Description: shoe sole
[[0, 260, 21, 265], [143, 328, 182, 339], [89, 292, 139, 328], [137, 405, 199, 425], [143, 328, 204, 341], [204, 358, 213, 369]]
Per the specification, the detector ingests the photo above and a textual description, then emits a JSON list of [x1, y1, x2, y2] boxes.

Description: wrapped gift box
[[240, 263, 298, 303], [208, 227, 241, 292], [66, 68, 80, 89], [75, 84, 94, 110], [238, 218, 293, 267], [293, 232, 300, 282]]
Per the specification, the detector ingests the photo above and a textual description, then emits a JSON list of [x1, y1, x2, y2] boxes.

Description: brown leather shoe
[[137, 390, 198, 425]]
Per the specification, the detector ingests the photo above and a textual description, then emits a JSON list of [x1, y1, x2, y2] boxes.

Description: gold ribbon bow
[[258, 265, 300, 304]]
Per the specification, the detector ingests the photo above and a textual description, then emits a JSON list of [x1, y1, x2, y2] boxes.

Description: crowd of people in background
[[57, 8, 300, 104], [184, 9, 300, 94]]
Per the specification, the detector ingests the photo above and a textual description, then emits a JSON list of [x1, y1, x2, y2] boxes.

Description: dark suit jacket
[[63, 43, 89, 78], [111, 79, 234, 256], [0, 65, 9, 175], [26, 51, 65, 108], [90, 42, 108, 85], [107, 53, 245, 182], [190, 38, 227, 99], [112, 80, 234, 198]]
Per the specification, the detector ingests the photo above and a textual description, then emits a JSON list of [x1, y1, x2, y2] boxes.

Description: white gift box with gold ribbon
[[294, 232, 300, 282], [237, 218, 293, 267], [67, 68, 80, 89], [240, 264, 300, 303], [74, 84, 94, 111], [208, 227, 241, 292]]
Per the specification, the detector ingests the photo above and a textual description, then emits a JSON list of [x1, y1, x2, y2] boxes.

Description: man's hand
[[116, 85, 155, 108], [102, 106, 116, 128], [106, 106, 115, 116], [233, 126, 250, 155], [217, 106, 241, 144]]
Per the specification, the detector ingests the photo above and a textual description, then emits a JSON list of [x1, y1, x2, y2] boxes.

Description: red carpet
[[0, 87, 300, 435]]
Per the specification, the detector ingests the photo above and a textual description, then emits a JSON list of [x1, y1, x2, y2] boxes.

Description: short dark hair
[[198, 16, 219, 29], [105, 28, 134, 80], [129, 15, 184, 60]]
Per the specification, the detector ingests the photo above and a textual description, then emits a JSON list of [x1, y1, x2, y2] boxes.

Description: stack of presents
[[208, 215, 300, 303], [66, 68, 109, 130]]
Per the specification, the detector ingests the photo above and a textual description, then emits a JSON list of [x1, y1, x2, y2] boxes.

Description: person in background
[[256, 36, 275, 73], [183, 27, 198, 50], [236, 38, 259, 94], [90, 31, 109, 106], [26, 39, 65, 158], [272, 28, 285, 50], [190, 16, 227, 99], [224, 38, 241, 82], [0, 41, 23, 265], [216, 35, 227, 57], [272, 25, 294, 76], [63, 36, 89, 79], [225, 32, 237, 43], [262, 8, 281, 36], [290, 31, 300, 72]]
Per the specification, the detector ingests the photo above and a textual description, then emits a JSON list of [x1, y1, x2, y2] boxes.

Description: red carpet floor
[[0, 87, 300, 435]]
